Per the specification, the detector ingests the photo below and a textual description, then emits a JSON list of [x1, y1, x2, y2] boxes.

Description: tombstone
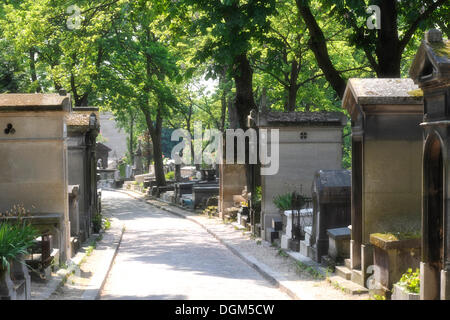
[[0, 92, 72, 262], [409, 29, 450, 300], [193, 183, 220, 209], [67, 185, 80, 238], [66, 108, 100, 243], [303, 170, 351, 263], [250, 111, 347, 243], [218, 163, 247, 219], [174, 182, 195, 204], [342, 78, 424, 287], [96, 142, 111, 169], [134, 143, 144, 176]]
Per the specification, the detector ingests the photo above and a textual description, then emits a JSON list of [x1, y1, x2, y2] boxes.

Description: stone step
[[327, 276, 368, 295], [345, 258, 352, 269], [351, 269, 364, 286], [335, 265, 352, 280]]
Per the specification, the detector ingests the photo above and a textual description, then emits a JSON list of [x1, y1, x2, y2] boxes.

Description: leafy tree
[[296, 0, 448, 98], [99, 0, 180, 186]]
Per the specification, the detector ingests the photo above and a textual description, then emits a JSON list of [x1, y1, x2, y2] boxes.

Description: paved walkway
[[100, 190, 291, 300]]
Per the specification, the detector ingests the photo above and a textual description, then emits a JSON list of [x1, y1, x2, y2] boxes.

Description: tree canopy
[[0, 0, 448, 178]]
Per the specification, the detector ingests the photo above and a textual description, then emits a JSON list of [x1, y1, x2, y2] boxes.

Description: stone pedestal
[[327, 227, 350, 262], [0, 269, 16, 300], [11, 255, 31, 300], [370, 234, 421, 292], [420, 262, 440, 300]]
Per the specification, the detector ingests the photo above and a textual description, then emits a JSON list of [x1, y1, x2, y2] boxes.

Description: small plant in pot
[[0, 220, 38, 298], [273, 193, 293, 212], [391, 268, 420, 300]]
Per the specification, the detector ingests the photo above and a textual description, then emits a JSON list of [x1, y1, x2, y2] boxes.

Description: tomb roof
[[96, 142, 112, 152], [255, 111, 347, 127], [0, 93, 72, 112], [66, 110, 99, 128], [343, 78, 423, 106], [409, 29, 449, 87]]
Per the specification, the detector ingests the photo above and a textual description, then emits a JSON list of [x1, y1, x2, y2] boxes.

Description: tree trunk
[[232, 54, 256, 198], [129, 117, 134, 165], [151, 128, 166, 186], [29, 49, 42, 93], [141, 106, 166, 186], [375, 0, 401, 77], [296, 0, 346, 99], [286, 60, 300, 111], [233, 54, 256, 129]]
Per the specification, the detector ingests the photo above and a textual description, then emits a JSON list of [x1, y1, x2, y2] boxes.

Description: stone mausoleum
[[409, 29, 450, 300], [66, 107, 100, 243], [251, 111, 347, 242], [342, 78, 423, 288], [0, 92, 72, 262]]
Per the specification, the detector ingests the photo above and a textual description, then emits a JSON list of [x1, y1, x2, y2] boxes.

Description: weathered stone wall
[[0, 111, 70, 260], [219, 163, 247, 215], [363, 140, 422, 242], [261, 126, 343, 231]]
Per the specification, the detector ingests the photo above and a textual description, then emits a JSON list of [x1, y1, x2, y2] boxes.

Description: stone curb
[[114, 188, 320, 300], [32, 233, 98, 300], [32, 221, 124, 300], [81, 222, 125, 300]]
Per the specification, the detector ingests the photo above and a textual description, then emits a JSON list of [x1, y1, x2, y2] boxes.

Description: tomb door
[[424, 134, 444, 299]]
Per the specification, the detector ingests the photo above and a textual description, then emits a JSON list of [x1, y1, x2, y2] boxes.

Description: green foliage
[[0, 221, 38, 271], [103, 218, 111, 231], [396, 268, 420, 294], [165, 171, 175, 180], [92, 213, 102, 234], [118, 162, 127, 178], [273, 192, 292, 211], [296, 261, 324, 280]]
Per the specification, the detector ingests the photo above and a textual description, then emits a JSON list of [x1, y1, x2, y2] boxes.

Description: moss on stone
[[372, 231, 420, 242], [430, 41, 450, 58], [407, 89, 424, 97]]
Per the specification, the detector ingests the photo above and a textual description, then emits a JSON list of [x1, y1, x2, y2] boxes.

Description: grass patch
[[296, 261, 324, 280], [278, 249, 289, 258]]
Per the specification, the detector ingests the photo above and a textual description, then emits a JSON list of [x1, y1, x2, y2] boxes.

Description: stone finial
[[425, 29, 443, 43], [59, 88, 67, 96]]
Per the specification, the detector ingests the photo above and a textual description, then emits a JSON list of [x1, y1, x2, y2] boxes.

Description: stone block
[[288, 239, 300, 252], [392, 284, 419, 300], [327, 227, 350, 262], [420, 262, 440, 300], [441, 270, 449, 300], [299, 240, 308, 257], [272, 217, 283, 231]]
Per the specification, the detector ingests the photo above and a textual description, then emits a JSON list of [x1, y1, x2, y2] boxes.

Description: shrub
[[273, 193, 293, 211], [92, 213, 102, 233], [165, 171, 175, 180], [0, 222, 38, 271], [396, 268, 420, 294]]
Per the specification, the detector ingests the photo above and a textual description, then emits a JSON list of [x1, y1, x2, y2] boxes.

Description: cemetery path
[[99, 190, 291, 300]]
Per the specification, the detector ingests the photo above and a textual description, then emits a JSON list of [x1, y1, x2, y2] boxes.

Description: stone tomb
[[218, 163, 247, 219], [252, 111, 346, 243], [66, 107, 100, 243], [0, 93, 72, 262], [96, 142, 111, 169], [342, 78, 423, 287], [409, 29, 450, 300], [192, 181, 219, 209], [305, 170, 351, 263]]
